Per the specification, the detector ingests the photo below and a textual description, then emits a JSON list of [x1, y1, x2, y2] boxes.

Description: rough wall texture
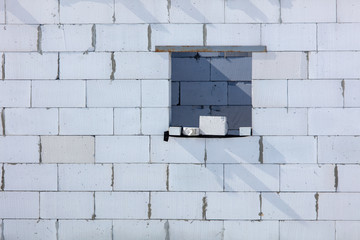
[[0, 0, 359, 239]]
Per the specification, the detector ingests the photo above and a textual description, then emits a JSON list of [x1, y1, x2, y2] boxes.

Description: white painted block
[[262, 193, 316, 220], [151, 24, 203, 51], [142, 80, 170, 107], [0, 25, 38, 51], [206, 192, 259, 220], [40, 192, 93, 219], [114, 52, 169, 79], [344, 80, 360, 107], [59, 164, 112, 191], [252, 80, 287, 107], [170, 0, 224, 23], [32, 80, 85, 107], [6, 0, 58, 24], [4, 220, 56, 240], [182, 127, 200, 136], [318, 24, 360, 51], [60, 52, 112, 79], [318, 136, 360, 164], [95, 192, 148, 219], [308, 108, 360, 135], [288, 80, 343, 107], [224, 221, 279, 240], [113, 220, 165, 239], [151, 192, 203, 219], [0, 81, 30, 107], [318, 193, 360, 220], [336, 221, 360, 240], [263, 136, 317, 163], [0, 192, 39, 218], [169, 127, 181, 136], [169, 220, 223, 240], [41, 136, 94, 163], [280, 221, 335, 240], [225, 0, 279, 23], [151, 136, 205, 163], [206, 137, 260, 163], [87, 80, 140, 107], [337, 0, 360, 22], [96, 24, 148, 51], [96, 136, 149, 163], [253, 52, 307, 79], [58, 220, 112, 240], [59, 108, 113, 135], [239, 127, 251, 136], [60, 0, 113, 23], [5, 108, 58, 135], [5, 164, 57, 191], [114, 108, 141, 135], [0, 0, 3, 24], [114, 0, 168, 23], [141, 108, 169, 135], [261, 24, 316, 51], [337, 165, 360, 192], [114, 164, 167, 191], [206, 24, 260, 46], [281, 0, 336, 23], [199, 116, 228, 136], [42, 24, 93, 52], [225, 164, 279, 191], [5, 53, 58, 79], [280, 164, 335, 191], [0, 136, 39, 163], [252, 108, 307, 135]]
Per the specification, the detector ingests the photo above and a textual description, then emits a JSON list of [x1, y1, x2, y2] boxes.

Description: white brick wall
[[114, 108, 141, 134], [3, 220, 56, 240], [337, 165, 360, 192], [113, 220, 165, 240], [224, 221, 279, 240], [280, 221, 335, 240], [252, 80, 287, 107], [0, 81, 30, 107], [318, 136, 360, 164], [206, 24, 260, 46], [337, 0, 360, 22], [0, 192, 39, 218], [0, 25, 38, 51], [168, 220, 223, 240], [319, 193, 360, 220], [0, 136, 39, 163], [336, 221, 360, 240], [58, 220, 112, 240]]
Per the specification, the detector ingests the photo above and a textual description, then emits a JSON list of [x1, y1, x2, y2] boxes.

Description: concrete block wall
[[1, 0, 360, 239]]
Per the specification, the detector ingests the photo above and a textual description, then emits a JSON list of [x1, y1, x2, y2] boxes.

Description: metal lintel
[[155, 45, 267, 52]]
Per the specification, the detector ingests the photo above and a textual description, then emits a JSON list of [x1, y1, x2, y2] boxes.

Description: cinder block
[[337, 0, 360, 22], [151, 192, 203, 219], [169, 127, 181, 136], [280, 164, 335, 191], [318, 136, 360, 164], [141, 108, 169, 135], [181, 82, 227, 106], [336, 221, 360, 240], [42, 24, 93, 52], [171, 58, 210, 81], [211, 105, 252, 129], [0, 0, 3, 24], [252, 52, 307, 79], [95, 192, 148, 219], [206, 192, 259, 220], [318, 24, 360, 51], [5, 53, 58, 79], [142, 80, 170, 107], [225, 164, 279, 191], [114, 164, 167, 191], [60, 0, 113, 23], [4, 220, 56, 240], [263, 136, 317, 163], [5, 108, 58, 135], [0, 192, 39, 218], [6, 0, 58, 24], [59, 164, 112, 191], [225, 0, 279, 23], [113, 220, 165, 239], [114, 0, 168, 23], [288, 80, 343, 107], [262, 193, 316, 220], [0, 136, 39, 163], [206, 24, 260, 46], [337, 165, 360, 192], [115, 52, 169, 79], [170, 0, 224, 23], [87, 80, 140, 107], [0, 81, 30, 107], [5, 164, 57, 190], [227, 82, 251, 105], [280, 221, 335, 240], [40, 192, 93, 219], [224, 221, 279, 240], [58, 220, 112, 240], [239, 127, 251, 136], [171, 82, 179, 105], [169, 220, 223, 240], [345, 80, 360, 107], [41, 136, 94, 163], [59, 108, 113, 135], [318, 193, 360, 220], [96, 24, 148, 51], [171, 106, 210, 127], [308, 108, 360, 135], [182, 127, 199, 136], [60, 52, 112, 79], [114, 108, 141, 135], [0, 25, 38, 51], [96, 136, 149, 163], [151, 136, 205, 163], [32, 80, 85, 107], [199, 116, 228, 135], [252, 108, 307, 136], [252, 80, 287, 107], [211, 57, 252, 81], [281, 0, 336, 23]]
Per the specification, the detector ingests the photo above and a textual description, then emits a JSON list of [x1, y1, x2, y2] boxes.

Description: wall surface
[[0, 0, 359, 239]]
